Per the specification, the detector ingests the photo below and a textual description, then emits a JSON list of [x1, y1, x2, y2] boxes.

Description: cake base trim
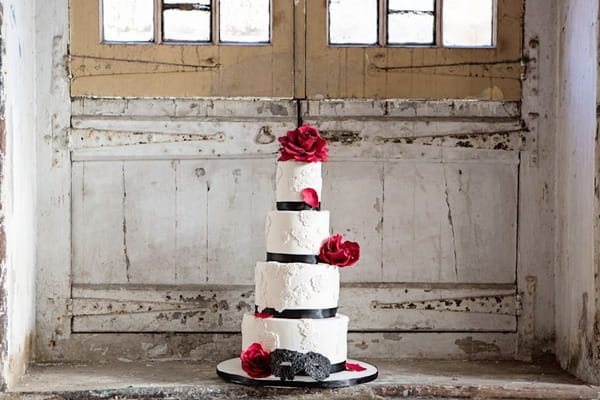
[[216, 358, 378, 388], [255, 306, 338, 319], [266, 253, 318, 264]]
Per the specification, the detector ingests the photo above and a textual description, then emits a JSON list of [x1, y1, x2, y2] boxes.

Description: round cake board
[[216, 358, 378, 388]]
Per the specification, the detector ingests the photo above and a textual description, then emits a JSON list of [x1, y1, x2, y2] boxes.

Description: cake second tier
[[266, 210, 329, 257], [255, 261, 340, 313]]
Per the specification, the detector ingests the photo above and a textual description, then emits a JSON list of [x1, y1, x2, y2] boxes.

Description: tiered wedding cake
[[217, 125, 377, 387]]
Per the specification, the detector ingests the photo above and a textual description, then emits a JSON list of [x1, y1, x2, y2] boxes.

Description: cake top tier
[[278, 125, 329, 163]]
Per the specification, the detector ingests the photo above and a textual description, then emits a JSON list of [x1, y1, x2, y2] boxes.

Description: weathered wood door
[[37, 0, 524, 362]]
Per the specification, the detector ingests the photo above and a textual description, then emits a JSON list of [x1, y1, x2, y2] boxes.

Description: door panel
[[305, 0, 522, 99]]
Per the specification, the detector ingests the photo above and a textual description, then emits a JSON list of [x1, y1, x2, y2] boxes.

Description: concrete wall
[[555, 0, 600, 384], [1, 0, 38, 388]]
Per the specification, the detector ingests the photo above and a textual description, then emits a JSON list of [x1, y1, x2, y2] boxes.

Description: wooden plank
[[323, 161, 384, 282], [122, 161, 177, 284], [49, 331, 517, 362], [303, 100, 521, 119], [382, 159, 517, 283], [206, 159, 275, 284], [174, 160, 209, 284], [71, 284, 516, 333], [71, 98, 298, 119], [72, 161, 128, 284]]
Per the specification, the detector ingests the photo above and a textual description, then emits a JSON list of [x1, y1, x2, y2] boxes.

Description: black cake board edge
[[216, 358, 378, 388]]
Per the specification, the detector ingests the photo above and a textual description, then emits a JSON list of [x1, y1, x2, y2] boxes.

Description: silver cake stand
[[216, 358, 378, 388]]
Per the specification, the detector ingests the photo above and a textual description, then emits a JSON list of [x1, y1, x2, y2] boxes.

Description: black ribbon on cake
[[255, 306, 337, 319], [277, 201, 321, 211], [266, 252, 318, 264]]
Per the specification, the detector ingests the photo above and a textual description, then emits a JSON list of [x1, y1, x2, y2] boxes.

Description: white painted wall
[[518, 0, 559, 359], [555, 0, 599, 383], [1, 0, 37, 388]]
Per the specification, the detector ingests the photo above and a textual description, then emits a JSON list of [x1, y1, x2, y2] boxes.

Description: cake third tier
[[255, 261, 340, 313]]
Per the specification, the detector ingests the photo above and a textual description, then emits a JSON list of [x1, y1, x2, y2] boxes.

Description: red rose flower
[[240, 343, 272, 378], [278, 125, 329, 162], [301, 188, 319, 208], [319, 234, 360, 267], [345, 362, 367, 372]]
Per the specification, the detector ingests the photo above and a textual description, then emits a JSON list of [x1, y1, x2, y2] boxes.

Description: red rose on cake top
[[278, 125, 329, 162]]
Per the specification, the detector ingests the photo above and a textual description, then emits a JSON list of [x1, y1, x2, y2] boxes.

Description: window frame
[[100, 0, 273, 46], [327, 0, 498, 49]]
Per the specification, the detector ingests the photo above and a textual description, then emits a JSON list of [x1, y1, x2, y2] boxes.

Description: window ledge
[[6, 359, 598, 399]]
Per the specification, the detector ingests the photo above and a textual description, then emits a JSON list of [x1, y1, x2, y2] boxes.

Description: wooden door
[[36, 0, 524, 362]]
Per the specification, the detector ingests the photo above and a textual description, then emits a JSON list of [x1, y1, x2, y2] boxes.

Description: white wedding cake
[[217, 125, 377, 386]]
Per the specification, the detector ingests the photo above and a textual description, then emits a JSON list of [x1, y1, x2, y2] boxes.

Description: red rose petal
[[253, 312, 273, 319], [345, 362, 367, 372], [301, 188, 319, 208]]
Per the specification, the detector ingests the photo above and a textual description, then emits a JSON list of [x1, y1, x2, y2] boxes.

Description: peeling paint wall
[[518, 0, 559, 360], [555, 0, 600, 384], [1, 0, 37, 388]]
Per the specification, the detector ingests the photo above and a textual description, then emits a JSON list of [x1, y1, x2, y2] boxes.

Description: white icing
[[241, 313, 349, 364], [255, 261, 340, 312], [276, 161, 322, 202], [266, 210, 329, 255]]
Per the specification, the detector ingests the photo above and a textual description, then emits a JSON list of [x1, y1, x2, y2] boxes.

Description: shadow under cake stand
[[217, 358, 378, 388]]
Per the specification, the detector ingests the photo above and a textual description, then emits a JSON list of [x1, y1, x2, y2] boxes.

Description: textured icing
[[266, 210, 329, 255], [255, 261, 340, 312], [276, 161, 322, 202], [241, 313, 349, 364]]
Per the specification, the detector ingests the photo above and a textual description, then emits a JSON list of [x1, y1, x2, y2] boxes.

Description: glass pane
[[163, 9, 211, 41], [388, 0, 434, 44], [443, 0, 494, 47], [389, 0, 433, 12], [164, 0, 209, 3], [329, 0, 378, 45], [219, 0, 270, 43], [102, 0, 154, 42]]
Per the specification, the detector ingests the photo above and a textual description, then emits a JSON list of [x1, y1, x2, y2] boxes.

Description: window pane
[[443, 0, 494, 47], [219, 0, 270, 43], [102, 0, 154, 42], [388, 0, 434, 45], [163, 9, 211, 41], [389, 0, 433, 12], [329, 0, 378, 45], [163, 0, 209, 3]]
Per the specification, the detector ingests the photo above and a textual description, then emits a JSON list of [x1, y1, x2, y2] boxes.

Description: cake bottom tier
[[241, 313, 349, 365]]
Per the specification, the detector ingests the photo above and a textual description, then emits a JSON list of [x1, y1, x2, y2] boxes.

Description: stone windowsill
[[4, 358, 599, 399]]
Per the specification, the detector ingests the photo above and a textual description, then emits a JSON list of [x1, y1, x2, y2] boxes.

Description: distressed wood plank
[[174, 160, 209, 284], [323, 161, 384, 282], [304, 99, 521, 118], [206, 159, 275, 284], [48, 332, 517, 362], [71, 285, 516, 333], [383, 159, 517, 283], [72, 161, 128, 284], [123, 161, 177, 284], [71, 98, 298, 118]]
